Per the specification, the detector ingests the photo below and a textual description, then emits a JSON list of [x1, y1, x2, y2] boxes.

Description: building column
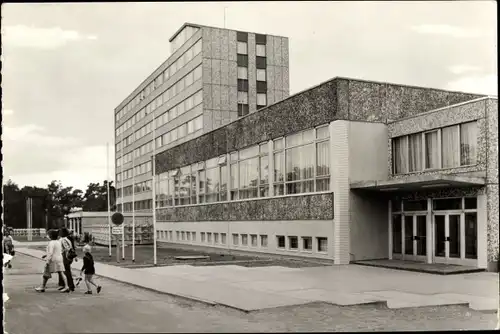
[[426, 198, 432, 264], [477, 193, 487, 269], [388, 200, 393, 260], [268, 140, 274, 197], [330, 120, 350, 264]]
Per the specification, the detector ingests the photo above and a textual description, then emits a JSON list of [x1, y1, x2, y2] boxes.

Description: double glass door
[[433, 213, 461, 264], [393, 214, 427, 261]]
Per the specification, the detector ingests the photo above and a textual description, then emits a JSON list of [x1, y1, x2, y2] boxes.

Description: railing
[[10, 228, 46, 237]]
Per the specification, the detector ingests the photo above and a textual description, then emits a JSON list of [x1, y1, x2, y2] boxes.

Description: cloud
[[3, 109, 14, 116], [448, 65, 483, 75], [1, 25, 98, 49], [446, 74, 497, 95], [3, 143, 115, 191], [2, 124, 81, 147], [411, 24, 483, 38]]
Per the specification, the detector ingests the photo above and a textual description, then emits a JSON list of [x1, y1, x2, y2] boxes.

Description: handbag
[[43, 264, 52, 279], [63, 238, 77, 260]]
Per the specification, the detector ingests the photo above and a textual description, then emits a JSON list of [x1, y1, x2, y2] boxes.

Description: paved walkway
[[16, 247, 499, 313]]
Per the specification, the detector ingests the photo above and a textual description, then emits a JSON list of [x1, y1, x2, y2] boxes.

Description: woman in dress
[[35, 229, 69, 293]]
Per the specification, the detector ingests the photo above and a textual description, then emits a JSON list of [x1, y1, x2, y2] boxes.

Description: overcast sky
[[2, 1, 497, 191]]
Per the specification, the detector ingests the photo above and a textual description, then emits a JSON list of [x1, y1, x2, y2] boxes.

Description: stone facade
[[157, 193, 333, 222]]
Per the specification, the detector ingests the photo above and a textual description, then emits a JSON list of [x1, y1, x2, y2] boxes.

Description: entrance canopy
[[350, 175, 485, 192]]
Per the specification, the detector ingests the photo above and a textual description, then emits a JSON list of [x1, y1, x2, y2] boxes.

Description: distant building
[[114, 23, 290, 214], [153, 76, 499, 272], [66, 211, 153, 246]]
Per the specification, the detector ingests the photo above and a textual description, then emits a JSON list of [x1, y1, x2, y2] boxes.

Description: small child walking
[[80, 244, 102, 295]]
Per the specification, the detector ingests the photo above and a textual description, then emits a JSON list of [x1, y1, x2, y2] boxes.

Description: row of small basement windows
[[158, 230, 328, 253]]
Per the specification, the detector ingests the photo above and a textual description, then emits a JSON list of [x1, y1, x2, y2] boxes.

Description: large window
[[392, 121, 478, 174], [156, 125, 331, 207]]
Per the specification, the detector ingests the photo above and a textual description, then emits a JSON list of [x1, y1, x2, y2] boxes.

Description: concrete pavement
[[16, 246, 499, 313], [5, 253, 497, 333]]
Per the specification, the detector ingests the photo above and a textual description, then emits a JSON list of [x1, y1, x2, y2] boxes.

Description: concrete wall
[[266, 35, 290, 105], [202, 26, 239, 130], [348, 121, 388, 182], [156, 219, 334, 259], [347, 121, 390, 261], [349, 192, 389, 261]]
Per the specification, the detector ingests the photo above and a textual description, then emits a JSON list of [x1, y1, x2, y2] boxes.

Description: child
[[80, 244, 102, 295]]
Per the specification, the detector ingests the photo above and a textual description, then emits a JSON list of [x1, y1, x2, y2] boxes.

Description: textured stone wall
[[156, 193, 333, 222], [485, 98, 499, 266], [336, 78, 483, 122], [156, 77, 482, 173], [156, 79, 338, 173]]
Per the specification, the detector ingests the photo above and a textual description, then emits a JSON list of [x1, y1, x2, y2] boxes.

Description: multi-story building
[[153, 76, 499, 272], [114, 23, 290, 213]]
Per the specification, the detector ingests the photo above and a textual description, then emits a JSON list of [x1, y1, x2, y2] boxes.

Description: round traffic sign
[[111, 212, 124, 225]]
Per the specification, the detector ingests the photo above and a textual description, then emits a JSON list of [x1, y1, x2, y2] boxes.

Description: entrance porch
[[350, 175, 487, 270]]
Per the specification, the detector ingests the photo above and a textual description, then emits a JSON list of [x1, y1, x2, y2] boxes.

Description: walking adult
[[3, 227, 15, 268], [58, 227, 76, 292], [35, 229, 69, 292]]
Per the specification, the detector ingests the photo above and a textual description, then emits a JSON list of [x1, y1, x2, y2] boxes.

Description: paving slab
[[230, 279, 317, 292]]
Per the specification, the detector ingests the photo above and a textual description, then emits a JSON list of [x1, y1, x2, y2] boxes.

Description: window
[[237, 54, 248, 67], [441, 125, 460, 168], [257, 69, 266, 82], [392, 136, 408, 174], [251, 234, 258, 247], [238, 104, 249, 117], [191, 232, 196, 241], [256, 44, 266, 57], [237, 79, 249, 92], [181, 231, 186, 240], [232, 233, 239, 245], [237, 67, 248, 80], [277, 236, 285, 248], [403, 133, 421, 172], [241, 234, 248, 246], [207, 232, 212, 243], [260, 235, 268, 247], [302, 237, 312, 251], [176, 231, 180, 240], [317, 237, 328, 252], [221, 233, 226, 244], [288, 236, 298, 250], [257, 93, 267, 106], [237, 41, 248, 54], [465, 212, 477, 259], [424, 131, 439, 169], [213, 233, 219, 244], [186, 231, 191, 241], [460, 121, 477, 166], [201, 232, 206, 242]]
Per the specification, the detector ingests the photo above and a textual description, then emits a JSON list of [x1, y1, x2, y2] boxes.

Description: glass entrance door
[[402, 214, 427, 261], [433, 213, 462, 264]]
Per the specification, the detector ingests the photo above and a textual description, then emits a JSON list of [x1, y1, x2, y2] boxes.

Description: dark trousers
[[58, 257, 75, 290]]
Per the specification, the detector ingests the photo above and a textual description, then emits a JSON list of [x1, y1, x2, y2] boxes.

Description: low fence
[[10, 228, 46, 237]]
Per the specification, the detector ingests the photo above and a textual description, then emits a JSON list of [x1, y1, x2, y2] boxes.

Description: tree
[[82, 180, 116, 212]]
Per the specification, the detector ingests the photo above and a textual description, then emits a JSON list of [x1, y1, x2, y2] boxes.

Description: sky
[[2, 1, 497, 191]]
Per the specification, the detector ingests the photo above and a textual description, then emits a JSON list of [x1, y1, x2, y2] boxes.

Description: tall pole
[[132, 133, 136, 263], [152, 107, 157, 266], [120, 128, 125, 260], [107, 142, 112, 257]]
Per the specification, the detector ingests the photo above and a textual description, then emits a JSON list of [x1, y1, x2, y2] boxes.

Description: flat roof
[[169, 22, 289, 42], [350, 175, 486, 192], [67, 211, 152, 218]]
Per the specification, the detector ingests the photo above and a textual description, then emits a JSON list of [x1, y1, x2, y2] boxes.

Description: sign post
[[111, 212, 124, 263]]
